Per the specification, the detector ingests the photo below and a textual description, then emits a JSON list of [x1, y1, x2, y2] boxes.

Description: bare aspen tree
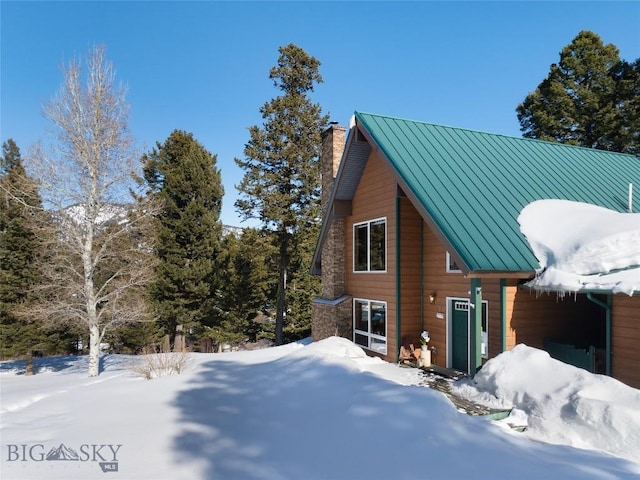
[[26, 45, 155, 376]]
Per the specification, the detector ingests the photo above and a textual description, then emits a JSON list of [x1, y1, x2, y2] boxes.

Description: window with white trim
[[354, 218, 386, 272], [446, 251, 462, 273], [353, 299, 387, 354]]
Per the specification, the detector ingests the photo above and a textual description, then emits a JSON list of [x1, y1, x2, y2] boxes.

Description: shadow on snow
[[170, 352, 638, 480]]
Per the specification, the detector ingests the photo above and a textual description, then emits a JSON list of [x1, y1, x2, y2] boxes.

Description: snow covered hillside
[[1, 338, 639, 480]]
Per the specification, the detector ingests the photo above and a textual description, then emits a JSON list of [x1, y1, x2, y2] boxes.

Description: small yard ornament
[[419, 331, 431, 367]]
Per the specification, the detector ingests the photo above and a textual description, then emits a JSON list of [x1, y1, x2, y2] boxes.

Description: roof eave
[[466, 270, 536, 279]]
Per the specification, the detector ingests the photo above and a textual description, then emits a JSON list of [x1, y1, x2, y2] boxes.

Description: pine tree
[[142, 130, 224, 350], [517, 30, 639, 154], [236, 43, 328, 345], [610, 59, 640, 155], [0, 139, 46, 363], [283, 222, 320, 342], [104, 321, 164, 354], [217, 228, 274, 344]]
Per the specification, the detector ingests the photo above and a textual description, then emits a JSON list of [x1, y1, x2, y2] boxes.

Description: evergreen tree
[[0, 139, 46, 363], [217, 228, 274, 344], [104, 321, 164, 354], [283, 222, 320, 343], [517, 30, 639, 154], [236, 43, 328, 345], [610, 59, 640, 155], [142, 130, 224, 350]]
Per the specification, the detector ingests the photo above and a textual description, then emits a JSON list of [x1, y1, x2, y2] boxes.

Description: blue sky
[[2, 1, 639, 227]]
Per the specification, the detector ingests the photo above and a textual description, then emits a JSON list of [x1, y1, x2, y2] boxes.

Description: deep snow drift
[[518, 199, 640, 295], [1, 337, 639, 480], [451, 344, 640, 463]]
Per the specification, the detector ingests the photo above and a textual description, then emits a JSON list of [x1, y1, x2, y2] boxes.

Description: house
[[311, 112, 640, 388]]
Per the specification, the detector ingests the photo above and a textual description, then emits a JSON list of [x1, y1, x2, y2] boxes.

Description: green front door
[[451, 300, 469, 372]]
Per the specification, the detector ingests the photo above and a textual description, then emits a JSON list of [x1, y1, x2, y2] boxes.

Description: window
[[446, 251, 462, 273], [353, 299, 387, 354], [354, 218, 386, 272]]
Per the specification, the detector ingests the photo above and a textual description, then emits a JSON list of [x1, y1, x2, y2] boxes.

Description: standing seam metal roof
[[354, 112, 640, 272]]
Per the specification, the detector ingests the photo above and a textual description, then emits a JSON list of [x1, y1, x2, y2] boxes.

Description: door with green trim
[[451, 300, 469, 372]]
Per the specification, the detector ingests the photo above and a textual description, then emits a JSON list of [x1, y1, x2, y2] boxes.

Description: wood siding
[[612, 295, 640, 388], [340, 148, 638, 388], [345, 175, 507, 367], [420, 221, 502, 368], [506, 288, 604, 350], [345, 150, 397, 359], [423, 221, 470, 367], [503, 280, 518, 351], [398, 197, 423, 353]]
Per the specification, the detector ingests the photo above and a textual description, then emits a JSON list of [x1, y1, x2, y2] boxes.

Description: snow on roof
[[518, 199, 640, 295]]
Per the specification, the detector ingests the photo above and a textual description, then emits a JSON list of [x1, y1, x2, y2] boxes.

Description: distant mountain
[[62, 203, 129, 226], [222, 225, 243, 237], [59, 203, 243, 238], [46, 443, 80, 461]]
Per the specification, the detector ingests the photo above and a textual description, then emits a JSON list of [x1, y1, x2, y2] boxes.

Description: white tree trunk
[[84, 185, 99, 376], [88, 322, 101, 377]]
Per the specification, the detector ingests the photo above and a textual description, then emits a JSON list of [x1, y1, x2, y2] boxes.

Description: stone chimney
[[321, 123, 346, 214], [321, 124, 346, 299], [312, 123, 352, 341]]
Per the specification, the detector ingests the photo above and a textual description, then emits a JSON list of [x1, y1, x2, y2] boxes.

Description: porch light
[[429, 292, 437, 304]]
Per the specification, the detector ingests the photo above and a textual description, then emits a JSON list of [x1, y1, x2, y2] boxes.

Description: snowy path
[[1, 372, 127, 415]]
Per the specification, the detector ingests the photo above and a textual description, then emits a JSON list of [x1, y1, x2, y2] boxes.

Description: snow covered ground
[[1, 337, 639, 480]]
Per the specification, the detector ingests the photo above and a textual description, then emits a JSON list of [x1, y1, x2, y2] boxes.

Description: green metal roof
[[354, 112, 640, 273]]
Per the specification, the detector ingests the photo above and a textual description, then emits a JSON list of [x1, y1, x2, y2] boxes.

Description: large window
[[354, 218, 386, 272], [353, 299, 387, 354]]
